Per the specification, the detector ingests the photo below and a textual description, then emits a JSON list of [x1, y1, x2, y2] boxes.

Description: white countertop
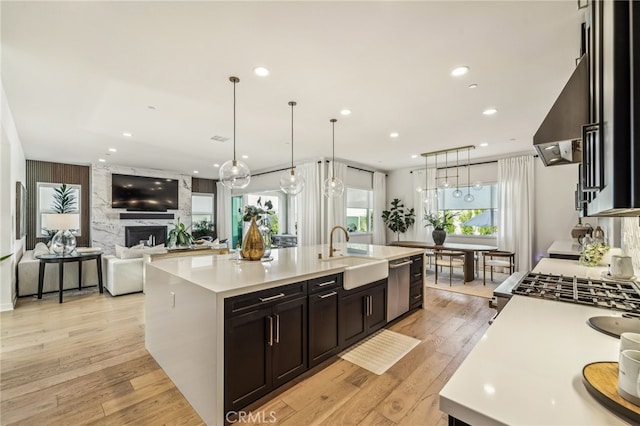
[[547, 239, 583, 256], [145, 243, 424, 297], [440, 256, 635, 425]]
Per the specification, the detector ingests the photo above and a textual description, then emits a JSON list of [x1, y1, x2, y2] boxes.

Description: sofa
[[17, 242, 99, 297], [103, 244, 166, 296]]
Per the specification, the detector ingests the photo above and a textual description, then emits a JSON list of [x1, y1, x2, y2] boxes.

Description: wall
[[92, 163, 192, 254], [0, 84, 27, 311], [621, 217, 640, 275]]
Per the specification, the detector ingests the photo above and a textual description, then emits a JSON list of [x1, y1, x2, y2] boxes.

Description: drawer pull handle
[[268, 316, 274, 346], [317, 280, 336, 287], [413, 295, 422, 300], [389, 260, 413, 269], [259, 293, 285, 302], [275, 314, 280, 344], [319, 291, 337, 299]]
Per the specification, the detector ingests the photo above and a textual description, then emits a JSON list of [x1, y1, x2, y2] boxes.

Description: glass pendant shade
[[464, 193, 475, 202], [473, 180, 483, 191], [323, 118, 344, 198], [280, 170, 305, 195], [220, 159, 250, 189], [280, 101, 305, 195], [220, 76, 251, 190], [452, 189, 463, 198], [323, 176, 344, 198]]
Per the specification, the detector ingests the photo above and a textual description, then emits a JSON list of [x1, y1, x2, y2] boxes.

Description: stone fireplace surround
[[91, 163, 192, 255]]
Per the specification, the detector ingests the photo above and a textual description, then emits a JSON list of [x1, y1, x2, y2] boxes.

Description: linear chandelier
[[421, 144, 478, 204]]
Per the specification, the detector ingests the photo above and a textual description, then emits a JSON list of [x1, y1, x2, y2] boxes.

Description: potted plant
[[241, 198, 274, 260], [192, 219, 215, 241], [382, 198, 416, 242], [424, 210, 455, 245], [167, 217, 193, 248]]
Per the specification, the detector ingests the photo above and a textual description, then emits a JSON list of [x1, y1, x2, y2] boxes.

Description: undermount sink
[[321, 256, 389, 290]]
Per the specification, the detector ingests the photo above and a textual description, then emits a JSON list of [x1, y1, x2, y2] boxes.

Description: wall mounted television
[[111, 174, 179, 211]]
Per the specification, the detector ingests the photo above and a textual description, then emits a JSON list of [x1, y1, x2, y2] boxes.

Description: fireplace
[[125, 226, 167, 247]]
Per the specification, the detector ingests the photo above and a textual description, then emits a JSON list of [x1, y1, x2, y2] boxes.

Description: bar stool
[[482, 251, 516, 285]]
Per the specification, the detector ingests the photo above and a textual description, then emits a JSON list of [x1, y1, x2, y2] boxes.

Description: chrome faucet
[[329, 226, 350, 257]]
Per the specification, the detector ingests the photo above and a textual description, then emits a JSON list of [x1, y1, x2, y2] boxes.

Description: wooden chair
[[434, 249, 466, 286], [424, 248, 435, 270], [482, 251, 515, 285]]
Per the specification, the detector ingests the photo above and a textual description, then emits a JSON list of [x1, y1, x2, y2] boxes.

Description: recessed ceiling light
[[468, 83, 478, 89], [122, 132, 132, 137], [390, 132, 399, 138], [411, 154, 418, 159], [451, 66, 470, 77], [480, 142, 489, 147], [193, 170, 199, 174], [108, 148, 117, 152], [213, 163, 220, 168], [98, 158, 106, 163], [210, 135, 229, 142], [242, 155, 249, 159], [340, 109, 352, 116], [254, 67, 270, 77], [482, 108, 497, 115]]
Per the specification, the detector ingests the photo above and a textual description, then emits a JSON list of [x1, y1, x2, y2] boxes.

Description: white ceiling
[[2, 1, 583, 180]]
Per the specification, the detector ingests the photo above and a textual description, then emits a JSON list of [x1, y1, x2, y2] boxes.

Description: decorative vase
[[432, 228, 446, 245], [242, 217, 265, 261]]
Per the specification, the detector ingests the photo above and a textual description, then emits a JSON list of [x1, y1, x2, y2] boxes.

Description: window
[[346, 188, 373, 233], [37, 182, 81, 237], [245, 191, 286, 235], [438, 184, 497, 236], [192, 193, 215, 224]]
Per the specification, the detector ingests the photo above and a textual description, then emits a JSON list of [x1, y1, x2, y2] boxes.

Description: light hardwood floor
[[1, 286, 493, 425]]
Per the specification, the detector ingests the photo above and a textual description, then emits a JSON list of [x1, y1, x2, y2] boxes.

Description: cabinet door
[[410, 282, 423, 309], [271, 296, 307, 388], [366, 283, 387, 334], [224, 306, 272, 413], [410, 255, 424, 285], [339, 289, 367, 348], [308, 288, 340, 367]]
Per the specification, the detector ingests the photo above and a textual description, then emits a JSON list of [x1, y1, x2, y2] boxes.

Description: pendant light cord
[[289, 101, 296, 172], [229, 76, 239, 162], [467, 147, 471, 194], [330, 119, 337, 178], [455, 149, 459, 189]]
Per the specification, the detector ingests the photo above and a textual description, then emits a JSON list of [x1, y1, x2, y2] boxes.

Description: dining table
[[390, 241, 498, 282]]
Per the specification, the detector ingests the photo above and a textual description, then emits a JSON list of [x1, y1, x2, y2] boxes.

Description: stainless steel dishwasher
[[387, 257, 412, 322]]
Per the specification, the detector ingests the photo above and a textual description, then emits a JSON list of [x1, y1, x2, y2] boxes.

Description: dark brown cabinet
[[224, 282, 307, 414], [308, 274, 342, 367], [339, 279, 387, 349], [409, 254, 424, 309]]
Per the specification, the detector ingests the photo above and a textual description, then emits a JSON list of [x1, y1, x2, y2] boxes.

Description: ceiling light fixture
[[323, 119, 344, 198], [254, 67, 270, 77], [468, 83, 478, 89], [242, 155, 249, 159], [108, 148, 117, 152], [482, 108, 498, 115], [122, 132, 132, 137], [340, 109, 352, 116], [451, 66, 470, 76], [452, 149, 463, 198], [213, 163, 220, 168], [98, 158, 106, 163], [219, 76, 251, 189], [193, 170, 199, 174], [390, 132, 399, 138], [480, 142, 489, 147], [464, 147, 475, 202], [411, 154, 418, 159], [441, 151, 451, 188], [279, 101, 305, 195]]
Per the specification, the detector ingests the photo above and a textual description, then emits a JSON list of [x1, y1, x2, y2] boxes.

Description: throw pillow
[[33, 242, 50, 258], [115, 244, 144, 259]]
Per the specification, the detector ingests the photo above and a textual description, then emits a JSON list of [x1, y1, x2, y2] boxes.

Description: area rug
[[424, 269, 508, 299], [339, 329, 420, 375]]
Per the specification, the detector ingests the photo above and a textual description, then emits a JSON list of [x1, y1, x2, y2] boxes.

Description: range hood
[[533, 55, 589, 166]]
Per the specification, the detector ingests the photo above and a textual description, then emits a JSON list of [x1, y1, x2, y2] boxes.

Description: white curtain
[[412, 167, 437, 241], [216, 181, 232, 244], [296, 161, 322, 246], [497, 155, 534, 271], [372, 171, 386, 245], [326, 161, 348, 243]]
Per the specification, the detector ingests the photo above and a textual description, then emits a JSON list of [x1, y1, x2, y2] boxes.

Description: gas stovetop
[[512, 272, 640, 314]]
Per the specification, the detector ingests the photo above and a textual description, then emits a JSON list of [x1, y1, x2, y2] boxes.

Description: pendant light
[[442, 151, 451, 188], [423, 153, 430, 206], [464, 147, 475, 202], [323, 119, 344, 198], [219, 76, 251, 189], [279, 101, 305, 195], [452, 149, 463, 198]]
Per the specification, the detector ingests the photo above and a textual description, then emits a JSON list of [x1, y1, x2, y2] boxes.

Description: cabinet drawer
[[308, 274, 342, 294], [410, 282, 423, 308], [225, 281, 307, 317]]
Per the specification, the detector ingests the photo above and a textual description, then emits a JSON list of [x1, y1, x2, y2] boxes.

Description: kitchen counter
[[440, 257, 633, 425], [547, 239, 583, 259], [144, 243, 424, 425]]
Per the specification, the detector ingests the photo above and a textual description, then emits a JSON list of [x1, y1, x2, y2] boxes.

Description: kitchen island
[[439, 258, 633, 425], [144, 243, 424, 425]]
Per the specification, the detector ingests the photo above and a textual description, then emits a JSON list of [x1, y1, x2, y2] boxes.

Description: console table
[[36, 251, 104, 303]]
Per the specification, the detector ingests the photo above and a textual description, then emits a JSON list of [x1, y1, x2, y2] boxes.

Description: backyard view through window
[[346, 188, 373, 233], [437, 184, 497, 236]]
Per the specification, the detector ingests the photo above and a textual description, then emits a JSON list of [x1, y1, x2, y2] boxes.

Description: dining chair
[[434, 249, 466, 286], [482, 251, 516, 285]]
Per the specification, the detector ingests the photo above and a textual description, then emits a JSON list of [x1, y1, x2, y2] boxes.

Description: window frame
[[36, 182, 82, 237]]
